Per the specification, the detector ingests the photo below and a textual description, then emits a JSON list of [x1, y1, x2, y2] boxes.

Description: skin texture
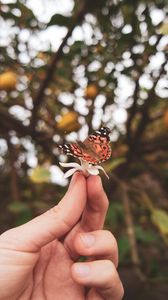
[[0, 173, 124, 300]]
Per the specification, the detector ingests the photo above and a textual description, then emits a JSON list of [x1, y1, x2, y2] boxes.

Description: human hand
[[0, 173, 124, 300]]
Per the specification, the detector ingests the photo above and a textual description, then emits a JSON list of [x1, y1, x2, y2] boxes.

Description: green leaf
[[121, 4, 134, 23], [70, 41, 85, 55], [135, 226, 158, 244], [118, 235, 130, 262], [106, 202, 124, 228], [105, 157, 126, 172], [159, 23, 168, 35], [151, 209, 168, 235], [15, 210, 33, 226], [30, 166, 51, 184], [7, 202, 30, 213], [48, 14, 72, 27]]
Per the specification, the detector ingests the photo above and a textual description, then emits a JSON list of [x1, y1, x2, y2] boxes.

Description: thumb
[[0, 172, 86, 251]]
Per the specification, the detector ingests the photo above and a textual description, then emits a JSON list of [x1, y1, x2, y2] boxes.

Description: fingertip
[[72, 261, 124, 299], [62, 171, 87, 208], [71, 263, 78, 281], [69, 171, 86, 186], [71, 263, 91, 282], [74, 232, 95, 256], [87, 175, 109, 211], [67, 171, 86, 193], [87, 175, 105, 198], [87, 175, 102, 187]]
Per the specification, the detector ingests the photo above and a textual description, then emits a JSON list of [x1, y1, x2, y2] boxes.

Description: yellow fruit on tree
[[57, 111, 80, 133], [85, 84, 98, 99], [0, 71, 17, 91]]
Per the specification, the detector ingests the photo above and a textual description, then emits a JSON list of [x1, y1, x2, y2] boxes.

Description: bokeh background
[[0, 0, 168, 299]]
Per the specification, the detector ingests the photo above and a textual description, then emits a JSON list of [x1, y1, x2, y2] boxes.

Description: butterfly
[[58, 127, 112, 165]]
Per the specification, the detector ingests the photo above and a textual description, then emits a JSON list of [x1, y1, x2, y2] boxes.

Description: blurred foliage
[[0, 0, 168, 290], [30, 165, 51, 183]]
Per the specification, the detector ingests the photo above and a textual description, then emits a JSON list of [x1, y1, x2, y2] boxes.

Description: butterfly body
[[59, 127, 111, 165]]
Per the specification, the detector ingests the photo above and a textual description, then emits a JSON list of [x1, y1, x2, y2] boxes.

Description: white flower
[[59, 159, 109, 179]]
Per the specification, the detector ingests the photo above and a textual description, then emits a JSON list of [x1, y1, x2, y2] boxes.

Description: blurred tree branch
[[134, 57, 167, 142], [30, 0, 90, 129], [126, 34, 163, 149], [6, 136, 20, 202], [0, 105, 59, 164], [139, 134, 168, 154], [126, 76, 140, 145], [127, 55, 167, 161], [110, 174, 146, 281]]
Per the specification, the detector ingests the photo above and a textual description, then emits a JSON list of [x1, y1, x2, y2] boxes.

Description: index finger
[[64, 176, 109, 259], [81, 175, 109, 231]]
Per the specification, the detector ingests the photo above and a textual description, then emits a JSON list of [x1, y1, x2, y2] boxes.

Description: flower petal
[[88, 166, 100, 175], [59, 162, 81, 168], [63, 168, 78, 179], [96, 165, 109, 179], [59, 160, 109, 179]]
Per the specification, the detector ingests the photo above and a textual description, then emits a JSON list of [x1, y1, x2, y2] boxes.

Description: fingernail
[[81, 233, 95, 248], [74, 264, 90, 277]]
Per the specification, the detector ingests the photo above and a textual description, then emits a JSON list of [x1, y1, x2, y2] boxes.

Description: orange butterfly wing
[[59, 127, 112, 165]]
